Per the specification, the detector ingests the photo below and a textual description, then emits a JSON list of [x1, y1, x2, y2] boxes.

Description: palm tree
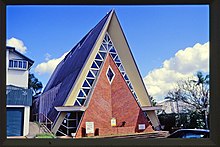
[[28, 73, 43, 121], [28, 73, 43, 96], [192, 71, 209, 129]]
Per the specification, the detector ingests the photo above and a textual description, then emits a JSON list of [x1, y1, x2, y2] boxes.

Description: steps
[[26, 122, 53, 138], [84, 131, 169, 139]]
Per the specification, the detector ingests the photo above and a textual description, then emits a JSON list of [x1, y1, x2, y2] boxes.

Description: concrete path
[[26, 122, 44, 138]]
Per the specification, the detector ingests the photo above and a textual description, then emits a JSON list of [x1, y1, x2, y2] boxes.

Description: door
[[6, 107, 24, 136]]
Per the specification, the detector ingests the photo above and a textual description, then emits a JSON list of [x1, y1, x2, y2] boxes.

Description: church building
[[37, 10, 161, 138]]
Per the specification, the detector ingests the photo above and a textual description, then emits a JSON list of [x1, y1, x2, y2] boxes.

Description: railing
[[33, 113, 53, 134]]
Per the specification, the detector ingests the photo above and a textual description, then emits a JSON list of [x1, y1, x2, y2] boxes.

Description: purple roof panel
[[39, 11, 112, 122]]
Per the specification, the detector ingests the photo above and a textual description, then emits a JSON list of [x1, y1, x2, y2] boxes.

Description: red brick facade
[[75, 54, 153, 138]]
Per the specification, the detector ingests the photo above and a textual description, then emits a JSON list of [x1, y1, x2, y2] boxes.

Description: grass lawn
[[35, 133, 56, 138]]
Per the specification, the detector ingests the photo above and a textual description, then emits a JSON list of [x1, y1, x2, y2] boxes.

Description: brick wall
[[75, 54, 153, 138]]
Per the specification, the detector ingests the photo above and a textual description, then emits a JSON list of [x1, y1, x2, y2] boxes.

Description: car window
[[168, 131, 184, 138], [183, 132, 205, 138]]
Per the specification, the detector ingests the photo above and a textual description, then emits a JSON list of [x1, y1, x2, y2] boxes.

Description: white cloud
[[7, 37, 27, 54], [34, 52, 69, 75], [144, 42, 209, 102]]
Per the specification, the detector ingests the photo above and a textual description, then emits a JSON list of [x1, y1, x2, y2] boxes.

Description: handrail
[[33, 113, 53, 133]]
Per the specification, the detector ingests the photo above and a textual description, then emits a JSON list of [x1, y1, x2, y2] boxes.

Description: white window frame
[[8, 59, 27, 70], [106, 65, 115, 84]]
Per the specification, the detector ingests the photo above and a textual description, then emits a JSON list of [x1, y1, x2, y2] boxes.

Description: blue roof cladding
[[6, 85, 33, 106], [40, 10, 112, 122]]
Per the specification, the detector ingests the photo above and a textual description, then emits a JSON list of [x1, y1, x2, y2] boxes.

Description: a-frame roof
[[40, 10, 155, 124], [40, 10, 113, 122]]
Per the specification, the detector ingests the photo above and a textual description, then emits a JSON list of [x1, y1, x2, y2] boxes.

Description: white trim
[[6, 105, 30, 136], [106, 65, 115, 84], [141, 106, 162, 111], [55, 106, 86, 112], [7, 105, 25, 107]]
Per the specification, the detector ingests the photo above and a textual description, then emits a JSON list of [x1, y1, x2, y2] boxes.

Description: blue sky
[[6, 5, 209, 101]]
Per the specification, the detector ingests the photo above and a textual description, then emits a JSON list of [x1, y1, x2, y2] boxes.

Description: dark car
[[167, 129, 209, 138]]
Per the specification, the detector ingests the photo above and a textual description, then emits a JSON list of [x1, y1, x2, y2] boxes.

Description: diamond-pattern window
[[74, 32, 141, 107], [106, 66, 115, 84]]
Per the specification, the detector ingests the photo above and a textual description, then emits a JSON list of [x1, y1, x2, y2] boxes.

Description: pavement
[[74, 131, 169, 139], [26, 122, 44, 138]]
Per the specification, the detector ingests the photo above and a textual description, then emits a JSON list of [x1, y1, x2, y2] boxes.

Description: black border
[[1, 0, 219, 147]]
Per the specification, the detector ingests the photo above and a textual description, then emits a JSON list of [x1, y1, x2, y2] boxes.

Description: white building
[[6, 46, 34, 137]]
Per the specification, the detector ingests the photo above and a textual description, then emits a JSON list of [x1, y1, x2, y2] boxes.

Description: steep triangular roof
[[64, 10, 152, 108], [40, 10, 159, 129], [39, 10, 113, 122]]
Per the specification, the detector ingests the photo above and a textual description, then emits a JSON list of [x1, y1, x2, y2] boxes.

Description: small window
[[109, 47, 116, 53], [74, 100, 81, 106], [104, 34, 110, 42], [87, 70, 95, 78], [124, 74, 129, 81], [14, 60, 18, 68], [110, 53, 117, 59], [114, 55, 121, 63], [99, 52, 106, 59], [23, 61, 27, 69], [109, 40, 112, 46], [99, 44, 106, 51], [91, 69, 99, 76], [106, 66, 115, 84], [82, 80, 90, 88], [95, 53, 102, 60], [116, 63, 121, 67], [91, 62, 99, 69], [9, 60, 13, 67], [95, 60, 102, 68], [108, 44, 112, 50], [77, 98, 86, 105], [19, 61, 22, 68], [77, 90, 86, 98], [87, 78, 94, 86], [82, 89, 90, 95], [129, 83, 133, 90], [119, 65, 125, 72], [103, 44, 108, 50]]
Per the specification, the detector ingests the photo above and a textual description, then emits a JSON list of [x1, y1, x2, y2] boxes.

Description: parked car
[[167, 129, 209, 138]]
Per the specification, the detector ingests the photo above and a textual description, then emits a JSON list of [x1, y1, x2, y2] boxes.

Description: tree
[[28, 73, 43, 96], [28, 73, 43, 121], [165, 71, 209, 129], [149, 95, 157, 106], [165, 89, 182, 127]]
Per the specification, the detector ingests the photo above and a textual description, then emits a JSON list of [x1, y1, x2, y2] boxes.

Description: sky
[[6, 5, 209, 102]]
